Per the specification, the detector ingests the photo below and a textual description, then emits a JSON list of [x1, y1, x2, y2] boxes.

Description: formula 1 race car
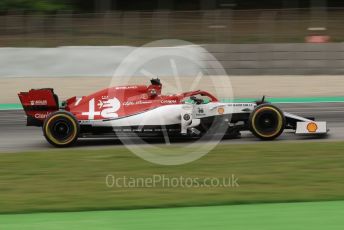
[[18, 78, 328, 147]]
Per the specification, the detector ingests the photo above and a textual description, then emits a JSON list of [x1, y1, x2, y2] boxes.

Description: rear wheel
[[249, 104, 285, 140], [43, 111, 79, 147]]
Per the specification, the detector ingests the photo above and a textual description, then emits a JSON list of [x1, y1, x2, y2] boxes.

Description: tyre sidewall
[[43, 111, 80, 147], [249, 104, 285, 140]]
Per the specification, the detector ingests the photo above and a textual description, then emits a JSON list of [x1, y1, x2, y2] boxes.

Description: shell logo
[[218, 107, 225, 115], [307, 122, 318, 133]]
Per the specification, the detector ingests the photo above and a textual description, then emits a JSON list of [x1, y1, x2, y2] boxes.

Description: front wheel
[[249, 104, 285, 140], [43, 111, 79, 147]]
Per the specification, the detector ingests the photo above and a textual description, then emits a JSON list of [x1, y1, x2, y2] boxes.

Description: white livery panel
[[295, 121, 328, 134]]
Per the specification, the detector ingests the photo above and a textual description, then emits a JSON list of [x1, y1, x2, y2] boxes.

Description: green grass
[[1, 201, 344, 230], [1, 141, 344, 214]]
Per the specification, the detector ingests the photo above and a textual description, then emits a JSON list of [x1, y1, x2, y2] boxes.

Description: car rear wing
[[18, 88, 59, 126]]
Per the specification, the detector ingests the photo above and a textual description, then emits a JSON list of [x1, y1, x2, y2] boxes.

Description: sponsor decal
[[123, 101, 152, 106], [196, 107, 206, 116], [123, 101, 134, 106], [79, 120, 91, 124], [82, 97, 121, 119], [132, 128, 143, 132], [115, 86, 138, 90], [136, 101, 152, 105], [183, 114, 191, 121], [34, 112, 51, 119], [114, 128, 180, 132], [226, 103, 255, 107], [161, 100, 177, 104], [307, 122, 318, 133], [30, 100, 48, 106], [218, 107, 225, 115]]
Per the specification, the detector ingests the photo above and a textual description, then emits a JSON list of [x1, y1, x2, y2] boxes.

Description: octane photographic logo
[[109, 39, 233, 165]]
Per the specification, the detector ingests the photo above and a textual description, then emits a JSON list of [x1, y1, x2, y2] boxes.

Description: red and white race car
[[18, 78, 328, 147]]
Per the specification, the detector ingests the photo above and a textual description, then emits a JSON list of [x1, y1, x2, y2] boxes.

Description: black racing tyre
[[43, 111, 79, 147], [249, 104, 285, 140]]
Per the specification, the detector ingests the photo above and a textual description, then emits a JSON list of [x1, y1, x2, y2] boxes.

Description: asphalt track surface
[[0, 103, 343, 152]]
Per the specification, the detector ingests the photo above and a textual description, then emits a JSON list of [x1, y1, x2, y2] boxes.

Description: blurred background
[[1, 0, 344, 78], [0, 0, 343, 47]]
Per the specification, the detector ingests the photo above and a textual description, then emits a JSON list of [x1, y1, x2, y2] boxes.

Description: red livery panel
[[18, 79, 218, 126]]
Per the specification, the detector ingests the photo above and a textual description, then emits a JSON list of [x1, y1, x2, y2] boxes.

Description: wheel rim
[[252, 107, 283, 138], [52, 119, 72, 140], [45, 114, 78, 145]]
